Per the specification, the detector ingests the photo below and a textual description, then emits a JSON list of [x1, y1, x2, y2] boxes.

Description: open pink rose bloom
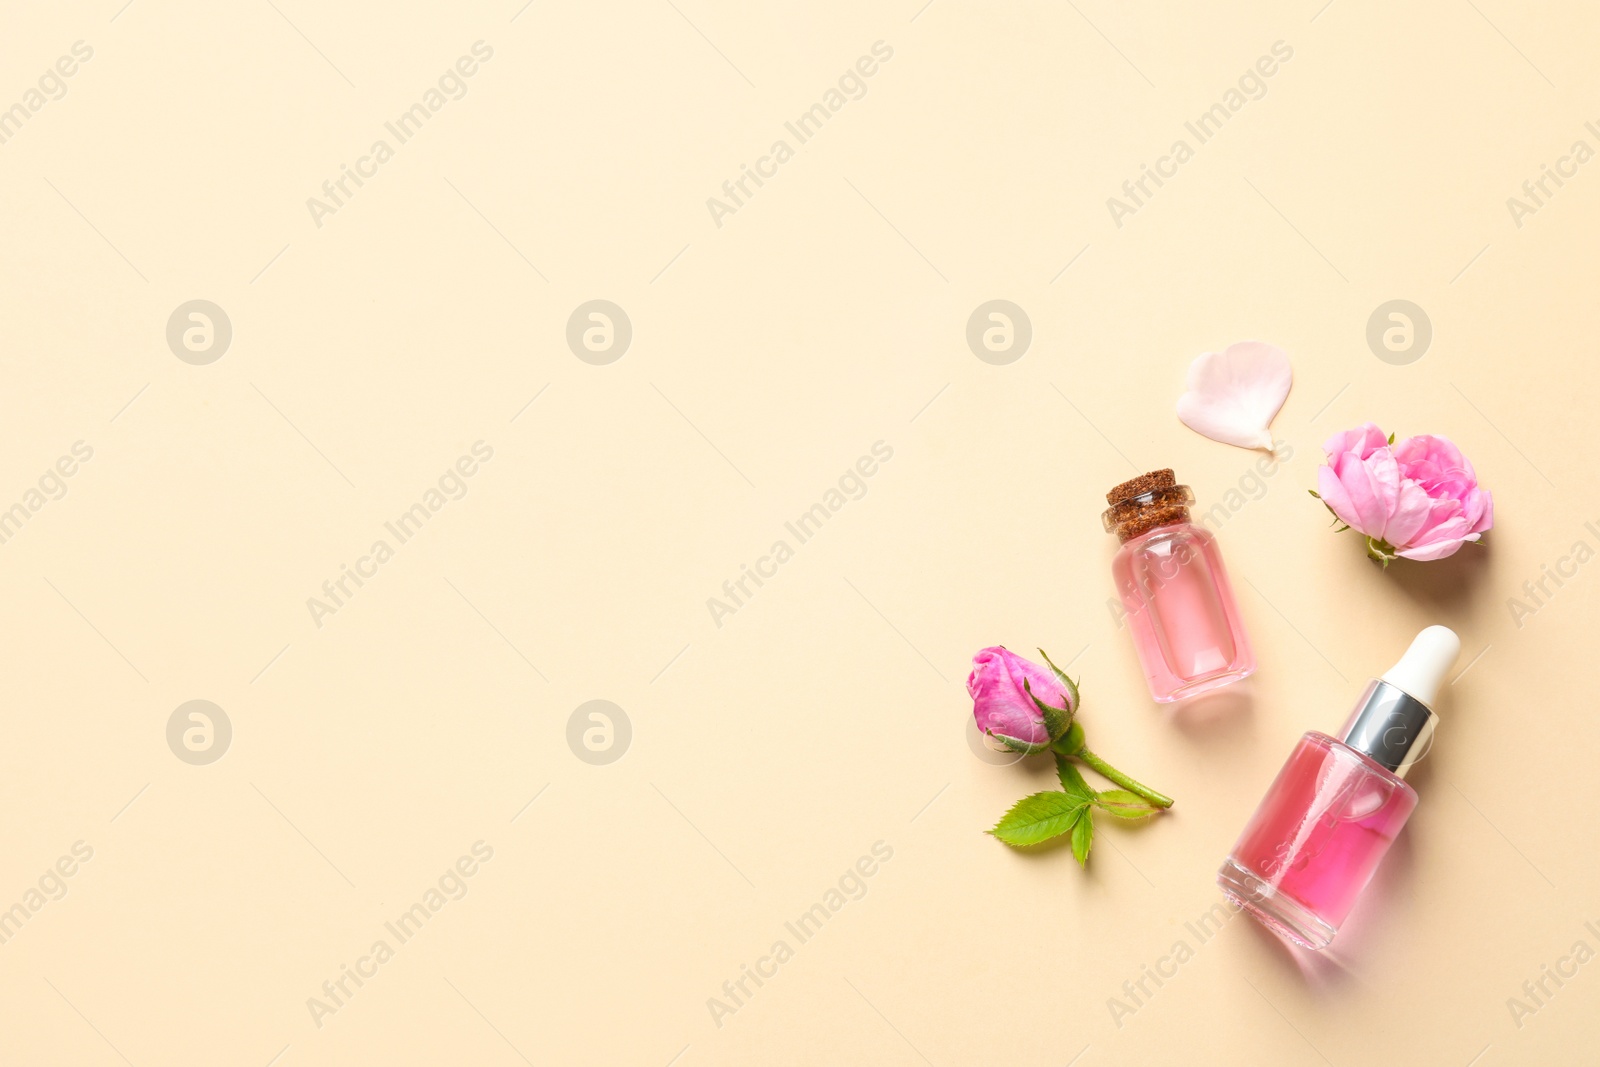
[[1316, 423, 1493, 563]]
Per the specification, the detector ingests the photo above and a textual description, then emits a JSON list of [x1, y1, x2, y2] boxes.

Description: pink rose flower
[[1316, 423, 1493, 564], [968, 647, 1078, 753]]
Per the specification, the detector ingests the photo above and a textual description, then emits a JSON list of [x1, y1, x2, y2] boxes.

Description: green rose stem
[[1051, 729, 1174, 809]]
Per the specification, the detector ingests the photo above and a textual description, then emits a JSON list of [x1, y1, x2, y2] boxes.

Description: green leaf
[[1094, 789, 1162, 819], [1387, 431, 1396, 445], [1036, 648, 1081, 714], [1055, 754, 1095, 803], [1070, 809, 1095, 867], [1023, 678, 1070, 741], [1307, 489, 1321, 499], [987, 791, 1089, 847]]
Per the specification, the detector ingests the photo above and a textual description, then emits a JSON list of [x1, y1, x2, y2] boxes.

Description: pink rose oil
[[1218, 627, 1460, 949], [1104, 470, 1255, 703]]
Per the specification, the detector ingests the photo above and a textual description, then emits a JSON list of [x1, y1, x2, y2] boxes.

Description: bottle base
[[1153, 664, 1255, 704], [1216, 858, 1336, 950]]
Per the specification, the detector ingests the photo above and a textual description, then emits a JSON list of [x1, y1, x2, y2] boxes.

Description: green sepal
[[1366, 536, 1399, 568], [987, 791, 1090, 847], [1036, 648, 1081, 716], [1314, 497, 1349, 530], [987, 730, 1052, 756], [1023, 677, 1071, 741]]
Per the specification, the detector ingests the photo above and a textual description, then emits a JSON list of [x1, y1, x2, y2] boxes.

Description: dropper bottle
[[1217, 626, 1461, 949]]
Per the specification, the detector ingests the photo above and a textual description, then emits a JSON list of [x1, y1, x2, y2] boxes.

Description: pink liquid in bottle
[[1218, 733, 1416, 948]]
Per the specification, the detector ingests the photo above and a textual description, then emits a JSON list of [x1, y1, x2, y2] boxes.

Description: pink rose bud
[[1316, 423, 1494, 564], [968, 647, 1078, 754]]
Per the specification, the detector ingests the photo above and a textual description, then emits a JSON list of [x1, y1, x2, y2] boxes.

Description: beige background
[[2, 0, 1597, 1064]]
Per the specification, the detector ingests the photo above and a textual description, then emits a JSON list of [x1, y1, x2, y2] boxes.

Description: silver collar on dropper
[[1337, 626, 1461, 779], [1338, 681, 1437, 778]]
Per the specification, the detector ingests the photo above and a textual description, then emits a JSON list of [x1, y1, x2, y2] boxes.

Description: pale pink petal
[[1381, 478, 1436, 548], [1469, 490, 1495, 535], [1396, 533, 1480, 561], [1176, 341, 1293, 451], [1322, 422, 1388, 461], [1317, 464, 1363, 532], [1331, 449, 1401, 538]]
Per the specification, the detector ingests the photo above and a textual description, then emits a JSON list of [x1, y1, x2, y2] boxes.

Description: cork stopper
[[1105, 469, 1176, 505], [1103, 469, 1194, 541]]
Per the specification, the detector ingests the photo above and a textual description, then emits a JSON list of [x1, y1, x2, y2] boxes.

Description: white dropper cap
[[1379, 625, 1461, 707]]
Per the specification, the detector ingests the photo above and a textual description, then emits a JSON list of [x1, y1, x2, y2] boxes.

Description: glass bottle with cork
[[1104, 469, 1256, 702]]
